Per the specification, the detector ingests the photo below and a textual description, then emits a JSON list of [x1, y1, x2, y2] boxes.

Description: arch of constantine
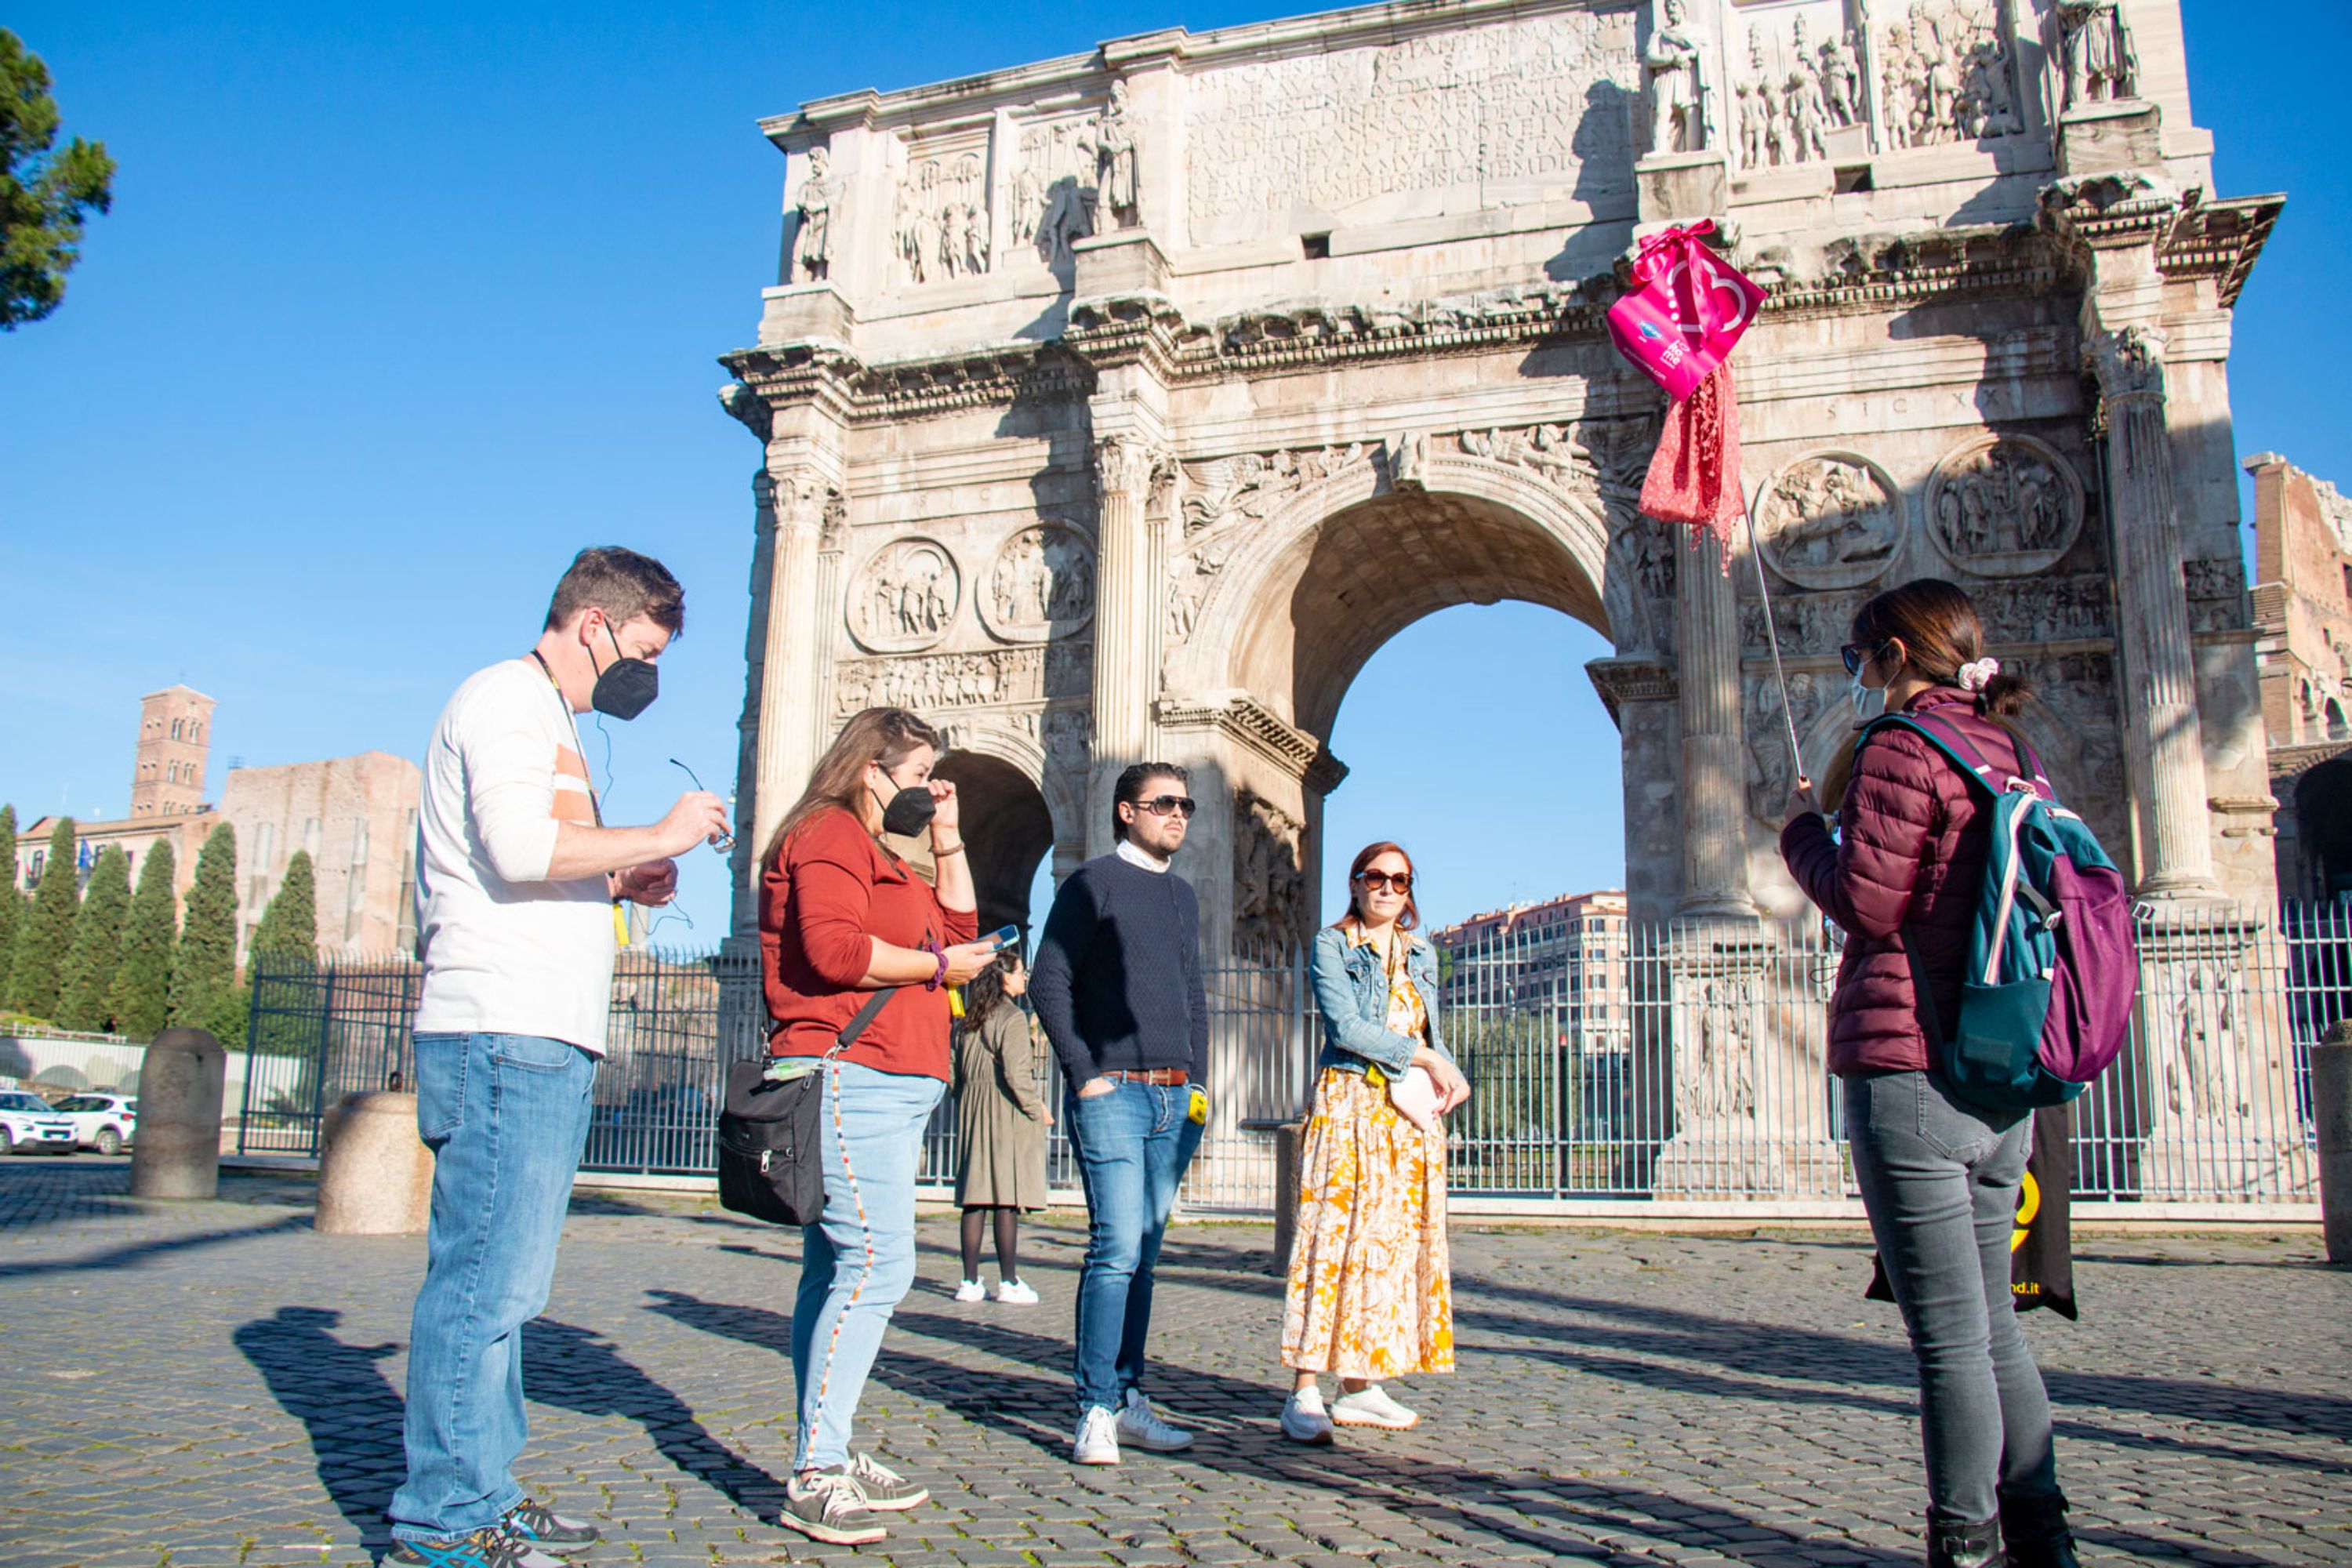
[[717, 0, 2310, 1203]]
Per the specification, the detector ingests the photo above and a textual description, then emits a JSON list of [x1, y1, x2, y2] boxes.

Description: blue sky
[[3, 1, 2344, 939]]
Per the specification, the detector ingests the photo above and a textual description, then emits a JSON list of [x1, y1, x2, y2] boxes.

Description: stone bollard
[[1271, 1120, 1305, 1276], [315, 1091, 435, 1235], [131, 1028, 226, 1199], [2315, 1020, 2352, 1266]]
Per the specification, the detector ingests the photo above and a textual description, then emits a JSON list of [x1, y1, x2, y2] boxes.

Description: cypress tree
[[169, 823, 238, 1034], [59, 844, 129, 1032], [0, 804, 22, 1004], [9, 817, 79, 1022], [249, 850, 318, 960], [110, 840, 177, 1040], [248, 851, 318, 1057]]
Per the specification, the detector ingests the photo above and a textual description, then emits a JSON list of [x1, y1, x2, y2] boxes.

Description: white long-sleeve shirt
[[413, 659, 614, 1054]]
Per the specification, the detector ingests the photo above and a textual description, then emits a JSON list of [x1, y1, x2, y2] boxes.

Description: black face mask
[[590, 626, 659, 721], [872, 772, 937, 837]]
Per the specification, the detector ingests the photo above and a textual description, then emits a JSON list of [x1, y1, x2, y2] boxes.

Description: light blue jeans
[[1846, 1069, 2060, 1525], [791, 1059, 945, 1472], [390, 1032, 597, 1544], [1067, 1078, 1204, 1417]]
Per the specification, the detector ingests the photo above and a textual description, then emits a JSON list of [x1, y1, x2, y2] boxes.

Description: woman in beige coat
[[953, 952, 1051, 1303]]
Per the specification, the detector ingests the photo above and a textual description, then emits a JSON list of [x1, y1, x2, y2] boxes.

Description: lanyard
[[531, 653, 630, 947]]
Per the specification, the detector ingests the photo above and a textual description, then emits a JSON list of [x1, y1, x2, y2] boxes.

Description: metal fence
[[243, 902, 2348, 1213]]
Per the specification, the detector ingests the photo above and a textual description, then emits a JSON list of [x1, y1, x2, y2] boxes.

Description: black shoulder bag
[[717, 986, 898, 1226]]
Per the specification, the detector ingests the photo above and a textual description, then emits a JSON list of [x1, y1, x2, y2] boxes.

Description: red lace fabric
[[1639, 363, 1744, 573]]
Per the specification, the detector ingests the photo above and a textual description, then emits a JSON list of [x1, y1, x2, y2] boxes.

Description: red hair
[[1334, 841, 1420, 932]]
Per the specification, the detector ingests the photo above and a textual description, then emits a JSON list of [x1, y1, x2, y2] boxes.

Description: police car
[[0, 1091, 79, 1156], [52, 1093, 138, 1154]]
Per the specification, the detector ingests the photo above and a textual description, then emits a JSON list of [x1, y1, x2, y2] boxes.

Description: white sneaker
[[995, 1278, 1039, 1305], [1329, 1384, 1418, 1429], [1279, 1392, 1335, 1445], [1073, 1405, 1121, 1465], [953, 1278, 987, 1302], [1116, 1387, 1195, 1452]]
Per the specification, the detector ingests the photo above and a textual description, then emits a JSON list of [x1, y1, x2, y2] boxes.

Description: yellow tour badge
[[1365, 1063, 1388, 1089], [1189, 1087, 1209, 1125], [948, 987, 966, 1019], [612, 902, 630, 948], [2010, 1169, 2040, 1254]]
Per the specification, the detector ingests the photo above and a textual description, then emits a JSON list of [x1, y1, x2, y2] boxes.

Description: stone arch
[[931, 724, 1063, 937]]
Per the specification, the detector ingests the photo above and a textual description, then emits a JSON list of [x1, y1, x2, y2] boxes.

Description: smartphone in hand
[[982, 924, 1021, 952]]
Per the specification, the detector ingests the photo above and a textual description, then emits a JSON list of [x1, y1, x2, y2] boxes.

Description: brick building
[[1431, 888, 1631, 1054], [2245, 454, 2352, 901]]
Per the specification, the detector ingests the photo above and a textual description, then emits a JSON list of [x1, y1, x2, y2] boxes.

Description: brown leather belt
[[1102, 1067, 1189, 1086]]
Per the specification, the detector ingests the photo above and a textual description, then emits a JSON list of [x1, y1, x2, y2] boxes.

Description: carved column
[[1089, 433, 1167, 855], [1675, 536, 1754, 917], [2089, 326, 2218, 898], [750, 470, 837, 881]]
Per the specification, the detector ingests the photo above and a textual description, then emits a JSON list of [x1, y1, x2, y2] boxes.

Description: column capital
[[1093, 431, 1174, 499], [2084, 324, 2167, 407]]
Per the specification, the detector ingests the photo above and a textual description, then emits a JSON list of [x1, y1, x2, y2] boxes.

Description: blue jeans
[[1846, 1069, 2060, 1525], [391, 1033, 597, 1543], [792, 1059, 945, 1472], [1067, 1079, 1204, 1417]]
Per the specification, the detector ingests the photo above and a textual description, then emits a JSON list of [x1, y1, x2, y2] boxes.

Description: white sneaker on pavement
[[1073, 1405, 1121, 1465], [1279, 1392, 1335, 1445], [1116, 1388, 1195, 1452], [995, 1278, 1039, 1305], [953, 1278, 987, 1302], [1329, 1384, 1418, 1429]]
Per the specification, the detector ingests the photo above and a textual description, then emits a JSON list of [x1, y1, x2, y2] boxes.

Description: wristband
[[924, 940, 947, 991], [931, 839, 967, 856]]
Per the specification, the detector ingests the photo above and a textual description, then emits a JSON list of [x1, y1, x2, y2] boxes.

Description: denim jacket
[[1308, 924, 1457, 1078]]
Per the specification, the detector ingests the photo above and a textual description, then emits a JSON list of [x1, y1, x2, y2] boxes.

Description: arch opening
[[931, 750, 1054, 938]]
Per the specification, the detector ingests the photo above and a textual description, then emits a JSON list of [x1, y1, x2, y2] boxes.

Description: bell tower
[[131, 685, 216, 818]]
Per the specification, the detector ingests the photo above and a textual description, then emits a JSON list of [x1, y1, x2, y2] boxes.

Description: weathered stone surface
[[129, 1028, 224, 1200], [314, 1092, 434, 1236]]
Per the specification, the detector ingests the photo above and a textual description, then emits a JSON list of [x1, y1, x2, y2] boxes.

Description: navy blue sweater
[[1029, 853, 1209, 1087]]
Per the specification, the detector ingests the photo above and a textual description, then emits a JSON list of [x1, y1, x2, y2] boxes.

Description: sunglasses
[[1839, 641, 1889, 677], [1134, 794, 1197, 818], [1355, 869, 1414, 892]]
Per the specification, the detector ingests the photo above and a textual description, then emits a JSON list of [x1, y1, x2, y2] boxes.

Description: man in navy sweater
[[1029, 761, 1210, 1466]]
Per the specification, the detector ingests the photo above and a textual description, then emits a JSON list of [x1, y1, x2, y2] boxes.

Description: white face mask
[[1850, 666, 1887, 724]]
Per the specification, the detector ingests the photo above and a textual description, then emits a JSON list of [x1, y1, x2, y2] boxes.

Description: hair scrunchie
[[1956, 657, 2002, 692]]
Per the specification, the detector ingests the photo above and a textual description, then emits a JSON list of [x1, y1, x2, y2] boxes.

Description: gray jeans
[[1845, 1069, 2059, 1524]]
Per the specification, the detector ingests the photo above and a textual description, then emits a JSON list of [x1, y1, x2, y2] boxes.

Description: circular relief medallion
[[1925, 433, 2085, 579], [1751, 451, 1907, 591], [978, 521, 1096, 643], [848, 536, 961, 653]]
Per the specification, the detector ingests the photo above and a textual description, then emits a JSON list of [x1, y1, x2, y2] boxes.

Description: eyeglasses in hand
[[668, 759, 736, 854]]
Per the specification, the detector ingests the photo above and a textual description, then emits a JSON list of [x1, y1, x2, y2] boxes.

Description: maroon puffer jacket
[[1780, 687, 2031, 1076]]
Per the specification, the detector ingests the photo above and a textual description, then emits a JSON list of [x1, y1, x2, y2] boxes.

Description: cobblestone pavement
[[1, 1159, 2345, 1568]]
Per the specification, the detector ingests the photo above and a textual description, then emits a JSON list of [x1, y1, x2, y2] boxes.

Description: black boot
[[2001, 1489, 2081, 1568], [1926, 1515, 2002, 1568]]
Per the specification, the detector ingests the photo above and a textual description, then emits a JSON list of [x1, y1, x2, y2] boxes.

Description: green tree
[[8, 816, 78, 1020], [169, 823, 238, 1036], [0, 804, 23, 999], [1, 30, 114, 328], [247, 851, 318, 1057], [58, 844, 129, 1031], [109, 840, 176, 1040], [249, 850, 317, 960]]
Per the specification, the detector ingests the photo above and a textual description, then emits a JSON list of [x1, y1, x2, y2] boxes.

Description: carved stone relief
[[1737, 9, 1850, 170], [1647, 0, 1711, 156], [1042, 708, 1091, 776], [1752, 452, 1904, 590], [2055, 0, 2137, 111], [1741, 590, 1867, 660], [1744, 667, 1835, 822], [2023, 650, 2126, 826], [1878, 0, 2023, 151], [848, 537, 961, 652], [981, 522, 1096, 643], [2183, 555, 2245, 634], [833, 643, 1091, 717], [1611, 514, 1680, 655], [1179, 444, 1371, 540], [1182, 10, 1633, 242], [1233, 789, 1308, 958], [1166, 542, 1228, 648], [1093, 82, 1139, 232], [1926, 434, 2085, 578], [793, 145, 840, 283], [1012, 116, 1097, 267], [1973, 574, 2114, 645], [1461, 423, 1585, 485], [892, 146, 990, 287]]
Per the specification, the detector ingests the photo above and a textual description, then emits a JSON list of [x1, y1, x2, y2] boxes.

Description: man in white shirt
[[389, 548, 729, 1568]]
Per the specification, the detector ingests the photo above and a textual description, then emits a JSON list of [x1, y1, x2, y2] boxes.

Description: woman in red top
[[1780, 579, 2078, 1568], [758, 706, 995, 1547]]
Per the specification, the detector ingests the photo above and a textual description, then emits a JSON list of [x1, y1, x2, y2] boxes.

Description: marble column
[[1676, 532, 1754, 916], [750, 468, 835, 887], [2089, 326, 2218, 898], [1087, 433, 1164, 856]]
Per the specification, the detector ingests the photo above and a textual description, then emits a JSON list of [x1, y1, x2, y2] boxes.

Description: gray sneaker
[[847, 1452, 928, 1511], [779, 1467, 885, 1546], [502, 1498, 599, 1555]]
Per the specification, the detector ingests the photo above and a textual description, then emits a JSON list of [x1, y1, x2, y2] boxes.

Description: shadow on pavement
[[5, 1210, 315, 1280], [232, 1306, 405, 1552]]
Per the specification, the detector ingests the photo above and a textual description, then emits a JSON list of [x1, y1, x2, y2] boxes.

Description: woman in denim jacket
[[1277, 841, 1472, 1444]]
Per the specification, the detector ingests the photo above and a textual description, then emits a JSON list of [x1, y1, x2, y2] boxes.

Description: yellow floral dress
[[1279, 925, 1454, 1380]]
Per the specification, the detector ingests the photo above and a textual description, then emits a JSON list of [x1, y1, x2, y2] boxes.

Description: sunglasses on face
[[1356, 869, 1414, 892], [1134, 794, 1197, 818], [1839, 641, 1888, 677]]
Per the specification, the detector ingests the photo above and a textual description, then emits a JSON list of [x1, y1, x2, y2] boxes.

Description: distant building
[[1431, 889, 1630, 1054], [13, 691, 423, 960], [2245, 454, 2352, 901]]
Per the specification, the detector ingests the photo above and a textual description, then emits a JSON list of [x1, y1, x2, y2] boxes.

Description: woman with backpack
[[759, 706, 1000, 1546], [953, 949, 1052, 1303], [1780, 579, 2080, 1568]]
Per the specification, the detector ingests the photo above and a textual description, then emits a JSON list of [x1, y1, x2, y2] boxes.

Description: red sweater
[[760, 806, 976, 1080]]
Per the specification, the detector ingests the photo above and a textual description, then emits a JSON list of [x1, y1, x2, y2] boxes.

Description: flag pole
[[1737, 500, 1805, 784]]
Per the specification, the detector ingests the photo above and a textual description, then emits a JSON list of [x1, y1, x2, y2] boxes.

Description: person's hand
[[613, 859, 679, 907], [1414, 1047, 1472, 1114], [657, 791, 730, 856], [1039, 1106, 1055, 1127], [1782, 775, 1821, 828], [1076, 1076, 1116, 1100], [940, 940, 996, 986], [927, 779, 961, 840]]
